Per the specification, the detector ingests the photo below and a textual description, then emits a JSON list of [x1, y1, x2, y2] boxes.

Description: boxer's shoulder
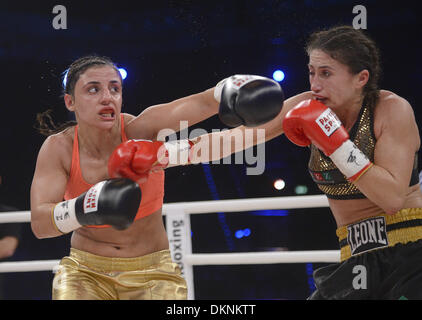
[[374, 90, 416, 140], [39, 126, 74, 172], [376, 90, 411, 112], [374, 90, 415, 134], [45, 126, 74, 150], [122, 112, 136, 124]]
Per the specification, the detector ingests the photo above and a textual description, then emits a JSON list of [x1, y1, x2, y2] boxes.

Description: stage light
[[118, 68, 127, 80], [274, 179, 285, 190], [235, 228, 252, 239], [272, 69, 285, 82], [62, 69, 68, 88], [243, 228, 251, 237], [295, 185, 308, 195], [235, 230, 244, 239]]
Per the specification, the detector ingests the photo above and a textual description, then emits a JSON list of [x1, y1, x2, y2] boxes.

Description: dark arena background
[[0, 0, 420, 300]]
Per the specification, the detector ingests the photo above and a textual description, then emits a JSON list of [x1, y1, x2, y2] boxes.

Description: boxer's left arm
[[125, 88, 218, 141], [125, 76, 308, 143], [189, 90, 313, 163], [283, 94, 419, 215], [351, 95, 420, 214]]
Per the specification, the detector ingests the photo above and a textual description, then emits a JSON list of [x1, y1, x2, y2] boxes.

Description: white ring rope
[[0, 195, 338, 274], [0, 211, 33, 224], [0, 250, 340, 274], [0, 195, 329, 223], [163, 195, 330, 214], [185, 251, 340, 265], [0, 260, 60, 273]]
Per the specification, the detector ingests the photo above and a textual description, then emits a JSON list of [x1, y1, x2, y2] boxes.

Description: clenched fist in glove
[[214, 75, 284, 127], [108, 139, 194, 184], [282, 99, 373, 182], [52, 178, 141, 233]]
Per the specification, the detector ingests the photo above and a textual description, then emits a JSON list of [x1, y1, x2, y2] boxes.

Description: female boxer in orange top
[[30, 56, 217, 299], [30, 55, 284, 300]]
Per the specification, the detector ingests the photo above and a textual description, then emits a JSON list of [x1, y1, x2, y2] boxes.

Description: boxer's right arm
[[31, 135, 72, 238], [31, 136, 142, 238]]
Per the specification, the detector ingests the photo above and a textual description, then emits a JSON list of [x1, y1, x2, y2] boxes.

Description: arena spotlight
[[272, 69, 285, 82], [62, 69, 69, 88], [118, 68, 127, 80], [235, 228, 252, 239], [62, 68, 127, 87], [273, 179, 286, 190], [295, 185, 309, 195]]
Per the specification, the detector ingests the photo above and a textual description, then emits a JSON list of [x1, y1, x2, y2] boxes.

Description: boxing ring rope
[[0, 194, 340, 299]]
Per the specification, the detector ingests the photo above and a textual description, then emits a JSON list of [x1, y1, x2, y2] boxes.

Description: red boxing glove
[[282, 99, 349, 155], [108, 139, 194, 184], [282, 99, 373, 182]]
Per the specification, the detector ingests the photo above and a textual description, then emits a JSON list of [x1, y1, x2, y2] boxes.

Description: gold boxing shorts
[[52, 248, 187, 300]]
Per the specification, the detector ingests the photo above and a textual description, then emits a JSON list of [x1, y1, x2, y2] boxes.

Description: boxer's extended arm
[[109, 90, 313, 182], [125, 75, 288, 142], [125, 88, 219, 141], [109, 77, 286, 179], [188, 90, 314, 162]]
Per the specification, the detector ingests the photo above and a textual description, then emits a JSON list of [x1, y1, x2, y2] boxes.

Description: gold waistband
[[336, 208, 422, 262], [67, 248, 171, 272]]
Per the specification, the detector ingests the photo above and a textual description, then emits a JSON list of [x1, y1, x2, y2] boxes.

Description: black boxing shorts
[[309, 208, 422, 300]]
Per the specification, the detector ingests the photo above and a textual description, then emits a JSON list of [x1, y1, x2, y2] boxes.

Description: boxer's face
[[65, 65, 122, 130], [308, 49, 368, 111]]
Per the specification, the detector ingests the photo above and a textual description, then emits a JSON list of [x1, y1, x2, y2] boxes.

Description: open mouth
[[100, 112, 115, 118], [99, 108, 115, 120]]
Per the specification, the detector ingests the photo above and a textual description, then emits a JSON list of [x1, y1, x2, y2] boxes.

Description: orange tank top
[[64, 114, 165, 228]]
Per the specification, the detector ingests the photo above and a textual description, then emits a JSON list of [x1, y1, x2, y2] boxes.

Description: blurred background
[[0, 0, 420, 299]]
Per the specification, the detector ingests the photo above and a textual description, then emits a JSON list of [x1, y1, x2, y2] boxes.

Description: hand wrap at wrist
[[329, 140, 373, 182]]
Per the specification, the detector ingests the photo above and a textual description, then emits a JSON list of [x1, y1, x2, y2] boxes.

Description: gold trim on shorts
[[68, 248, 173, 272], [336, 208, 422, 262]]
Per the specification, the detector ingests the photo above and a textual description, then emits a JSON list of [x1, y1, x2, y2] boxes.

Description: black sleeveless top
[[308, 105, 419, 199]]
